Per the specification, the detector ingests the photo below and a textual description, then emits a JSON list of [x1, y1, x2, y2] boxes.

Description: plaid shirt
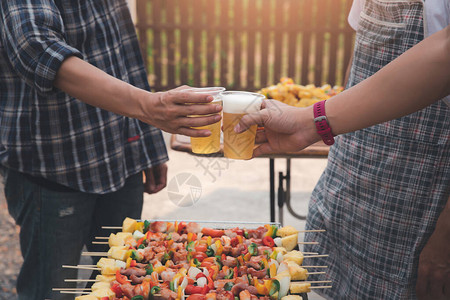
[[0, 0, 168, 194]]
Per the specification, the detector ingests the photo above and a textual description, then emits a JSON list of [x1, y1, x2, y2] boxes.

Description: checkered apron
[[305, 1, 450, 299]]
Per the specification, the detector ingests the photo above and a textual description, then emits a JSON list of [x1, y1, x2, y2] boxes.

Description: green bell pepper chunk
[[131, 296, 144, 300], [269, 279, 280, 297], [206, 246, 214, 257], [146, 263, 154, 275], [271, 225, 278, 238], [224, 282, 234, 291], [143, 220, 151, 233], [151, 286, 161, 295], [224, 269, 234, 279], [248, 243, 258, 256]]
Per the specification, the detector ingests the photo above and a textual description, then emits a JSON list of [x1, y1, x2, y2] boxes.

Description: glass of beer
[[188, 87, 225, 154], [221, 91, 265, 160]]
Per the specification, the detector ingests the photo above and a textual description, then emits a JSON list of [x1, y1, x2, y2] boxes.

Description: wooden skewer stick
[[298, 242, 319, 245], [92, 241, 109, 245], [62, 265, 100, 271], [95, 237, 109, 240], [102, 226, 122, 230], [303, 280, 332, 284], [306, 272, 326, 275], [58, 291, 90, 294], [309, 286, 332, 289], [301, 266, 328, 268], [78, 265, 97, 267], [302, 252, 318, 255], [303, 255, 329, 258], [82, 252, 108, 257], [53, 288, 92, 291], [64, 279, 96, 282]]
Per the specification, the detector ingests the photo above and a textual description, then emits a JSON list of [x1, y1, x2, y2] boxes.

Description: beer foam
[[221, 91, 265, 114]]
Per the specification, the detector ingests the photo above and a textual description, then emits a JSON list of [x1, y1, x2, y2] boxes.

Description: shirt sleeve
[[348, 0, 363, 31], [0, 1, 83, 95]]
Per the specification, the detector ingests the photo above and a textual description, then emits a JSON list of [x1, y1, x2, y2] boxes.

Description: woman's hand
[[234, 100, 321, 157]]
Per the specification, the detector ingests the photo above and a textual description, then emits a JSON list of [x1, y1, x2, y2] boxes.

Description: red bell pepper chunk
[[115, 270, 129, 285], [178, 221, 187, 234], [201, 228, 225, 238], [241, 244, 248, 255], [111, 283, 124, 297], [194, 252, 208, 262], [195, 244, 208, 253], [206, 275, 214, 289], [230, 237, 240, 247], [100, 297, 109, 300], [262, 236, 275, 247], [130, 259, 137, 268], [185, 285, 210, 295], [196, 272, 207, 279], [186, 294, 207, 300]]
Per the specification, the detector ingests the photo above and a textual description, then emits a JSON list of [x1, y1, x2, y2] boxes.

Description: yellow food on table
[[258, 77, 343, 107]]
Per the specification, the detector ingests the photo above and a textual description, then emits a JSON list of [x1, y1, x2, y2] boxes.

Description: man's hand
[[140, 86, 222, 137], [143, 163, 168, 194], [416, 198, 450, 300], [234, 100, 321, 157]]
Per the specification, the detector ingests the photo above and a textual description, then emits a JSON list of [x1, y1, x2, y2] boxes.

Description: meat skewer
[[59, 218, 331, 299]]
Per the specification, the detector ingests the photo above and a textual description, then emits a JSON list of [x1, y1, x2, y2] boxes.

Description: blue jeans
[[2, 168, 144, 300]]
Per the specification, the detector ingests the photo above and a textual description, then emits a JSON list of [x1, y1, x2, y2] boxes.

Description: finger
[[152, 164, 168, 194], [144, 168, 156, 194], [235, 110, 268, 133], [177, 127, 212, 137], [255, 130, 267, 144], [169, 91, 213, 104], [171, 85, 192, 91], [252, 143, 274, 157], [182, 103, 222, 116], [179, 114, 222, 128]]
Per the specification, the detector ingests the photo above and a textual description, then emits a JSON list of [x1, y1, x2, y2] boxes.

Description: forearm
[[54, 56, 146, 120], [326, 26, 450, 135]]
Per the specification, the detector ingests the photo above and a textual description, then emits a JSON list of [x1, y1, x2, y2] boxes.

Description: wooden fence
[[135, 0, 355, 92]]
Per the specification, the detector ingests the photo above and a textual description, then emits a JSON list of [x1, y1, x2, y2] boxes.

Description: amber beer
[[222, 91, 265, 159], [189, 87, 225, 154]]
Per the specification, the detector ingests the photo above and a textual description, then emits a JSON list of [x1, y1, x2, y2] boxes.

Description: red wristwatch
[[313, 100, 335, 146]]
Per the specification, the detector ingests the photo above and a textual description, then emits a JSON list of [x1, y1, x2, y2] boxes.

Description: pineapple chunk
[[283, 250, 304, 265], [108, 232, 133, 247], [286, 260, 308, 280], [289, 282, 311, 294], [96, 274, 115, 282], [97, 258, 115, 268], [107, 246, 128, 261], [75, 296, 97, 300], [281, 296, 303, 300], [273, 247, 287, 255], [277, 226, 299, 237], [281, 234, 298, 251], [122, 217, 137, 233], [90, 287, 115, 299], [91, 281, 111, 291]]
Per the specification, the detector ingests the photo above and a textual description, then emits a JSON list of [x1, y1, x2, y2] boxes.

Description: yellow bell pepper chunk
[[215, 240, 223, 256], [264, 224, 273, 237], [125, 257, 132, 269], [154, 266, 167, 274]]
